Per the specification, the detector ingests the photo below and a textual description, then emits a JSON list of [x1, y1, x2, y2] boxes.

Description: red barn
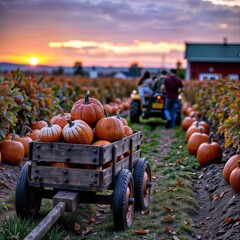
[[184, 41, 240, 80]]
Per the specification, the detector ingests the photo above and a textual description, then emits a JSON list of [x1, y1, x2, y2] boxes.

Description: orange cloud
[[48, 40, 185, 55]]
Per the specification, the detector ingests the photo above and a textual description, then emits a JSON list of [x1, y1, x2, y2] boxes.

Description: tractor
[[129, 90, 181, 124]]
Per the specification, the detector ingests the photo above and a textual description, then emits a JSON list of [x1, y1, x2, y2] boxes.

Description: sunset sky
[[0, 0, 239, 68]]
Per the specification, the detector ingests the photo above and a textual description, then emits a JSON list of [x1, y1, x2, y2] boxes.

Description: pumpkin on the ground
[[187, 129, 208, 155], [71, 91, 104, 127], [16, 126, 33, 157], [63, 119, 93, 144], [229, 161, 240, 192], [197, 132, 222, 167], [0, 130, 24, 165], [50, 105, 70, 129], [222, 154, 240, 183], [181, 116, 196, 131], [191, 120, 210, 134], [186, 122, 204, 141], [39, 120, 62, 142]]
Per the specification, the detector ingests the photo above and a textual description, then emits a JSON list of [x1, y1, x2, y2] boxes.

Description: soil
[[1, 129, 240, 239]]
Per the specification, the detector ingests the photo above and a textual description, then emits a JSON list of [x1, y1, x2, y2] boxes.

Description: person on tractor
[[137, 70, 153, 107], [153, 70, 168, 93], [161, 69, 184, 128]]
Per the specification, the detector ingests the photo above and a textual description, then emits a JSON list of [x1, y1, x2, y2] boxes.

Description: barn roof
[[185, 42, 240, 62]]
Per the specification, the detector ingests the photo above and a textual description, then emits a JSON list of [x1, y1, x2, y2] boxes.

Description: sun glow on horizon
[[29, 57, 38, 66]]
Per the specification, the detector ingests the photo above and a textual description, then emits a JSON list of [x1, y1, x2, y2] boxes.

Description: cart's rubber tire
[[15, 162, 42, 219], [133, 158, 152, 210], [130, 101, 140, 123], [113, 169, 134, 231]]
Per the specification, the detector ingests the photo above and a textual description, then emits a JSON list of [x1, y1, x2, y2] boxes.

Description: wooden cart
[[15, 130, 152, 234]]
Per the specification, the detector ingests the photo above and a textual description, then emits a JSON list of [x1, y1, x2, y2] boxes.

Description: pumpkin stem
[[191, 114, 198, 121], [84, 90, 90, 104], [43, 119, 52, 128], [200, 127, 203, 134], [19, 126, 29, 138], [11, 130, 16, 141], [116, 110, 121, 119], [208, 132, 214, 144], [67, 119, 75, 127], [25, 126, 33, 133], [57, 105, 65, 117], [104, 109, 110, 117]]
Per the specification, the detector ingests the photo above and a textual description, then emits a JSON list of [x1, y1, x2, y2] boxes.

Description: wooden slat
[[30, 166, 100, 188], [101, 150, 141, 188], [30, 142, 101, 165]]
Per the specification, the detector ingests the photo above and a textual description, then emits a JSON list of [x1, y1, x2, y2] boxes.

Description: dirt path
[[191, 163, 240, 240]]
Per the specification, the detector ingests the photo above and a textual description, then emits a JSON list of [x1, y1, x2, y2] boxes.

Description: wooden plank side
[[29, 131, 142, 167], [31, 142, 101, 165], [102, 131, 142, 164], [102, 149, 141, 188], [29, 166, 100, 188]]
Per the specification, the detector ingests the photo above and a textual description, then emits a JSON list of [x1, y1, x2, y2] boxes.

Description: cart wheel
[[15, 162, 42, 219], [133, 158, 152, 210], [113, 169, 134, 231]]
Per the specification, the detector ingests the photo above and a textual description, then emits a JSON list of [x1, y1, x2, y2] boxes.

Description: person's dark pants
[[164, 98, 180, 127]]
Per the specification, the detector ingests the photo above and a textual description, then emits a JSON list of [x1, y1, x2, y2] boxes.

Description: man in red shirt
[[160, 69, 184, 128]]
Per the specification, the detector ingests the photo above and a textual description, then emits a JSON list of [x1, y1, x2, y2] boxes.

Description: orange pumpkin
[[116, 110, 128, 126], [92, 140, 111, 146], [222, 154, 240, 183], [25, 127, 40, 141], [187, 129, 208, 155], [71, 91, 104, 127], [0, 130, 24, 165], [16, 126, 33, 157], [103, 104, 113, 115], [39, 120, 63, 142], [63, 119, 93, 144], [95, 112, 125, 142], [197, 133, 222, 167], [51, 162, 71, 168], [181, 116, 196, 131], [31, 120, 48, 130], [191, 120, 210, 134], [229, 161, 240, 192], [5, 132, 20, 140], [0, 151, 2, 163], [50, 105, 70, 129], [124, 126, 133, 136], [186, 122, 204, 141]]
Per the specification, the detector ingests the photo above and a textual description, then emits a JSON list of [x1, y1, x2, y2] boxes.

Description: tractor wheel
[[130, 101, 140, 123]]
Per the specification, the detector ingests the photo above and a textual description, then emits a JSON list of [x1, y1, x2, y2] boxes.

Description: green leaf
[[0, 100, 8, 112], [4, 111, 17, 124]]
